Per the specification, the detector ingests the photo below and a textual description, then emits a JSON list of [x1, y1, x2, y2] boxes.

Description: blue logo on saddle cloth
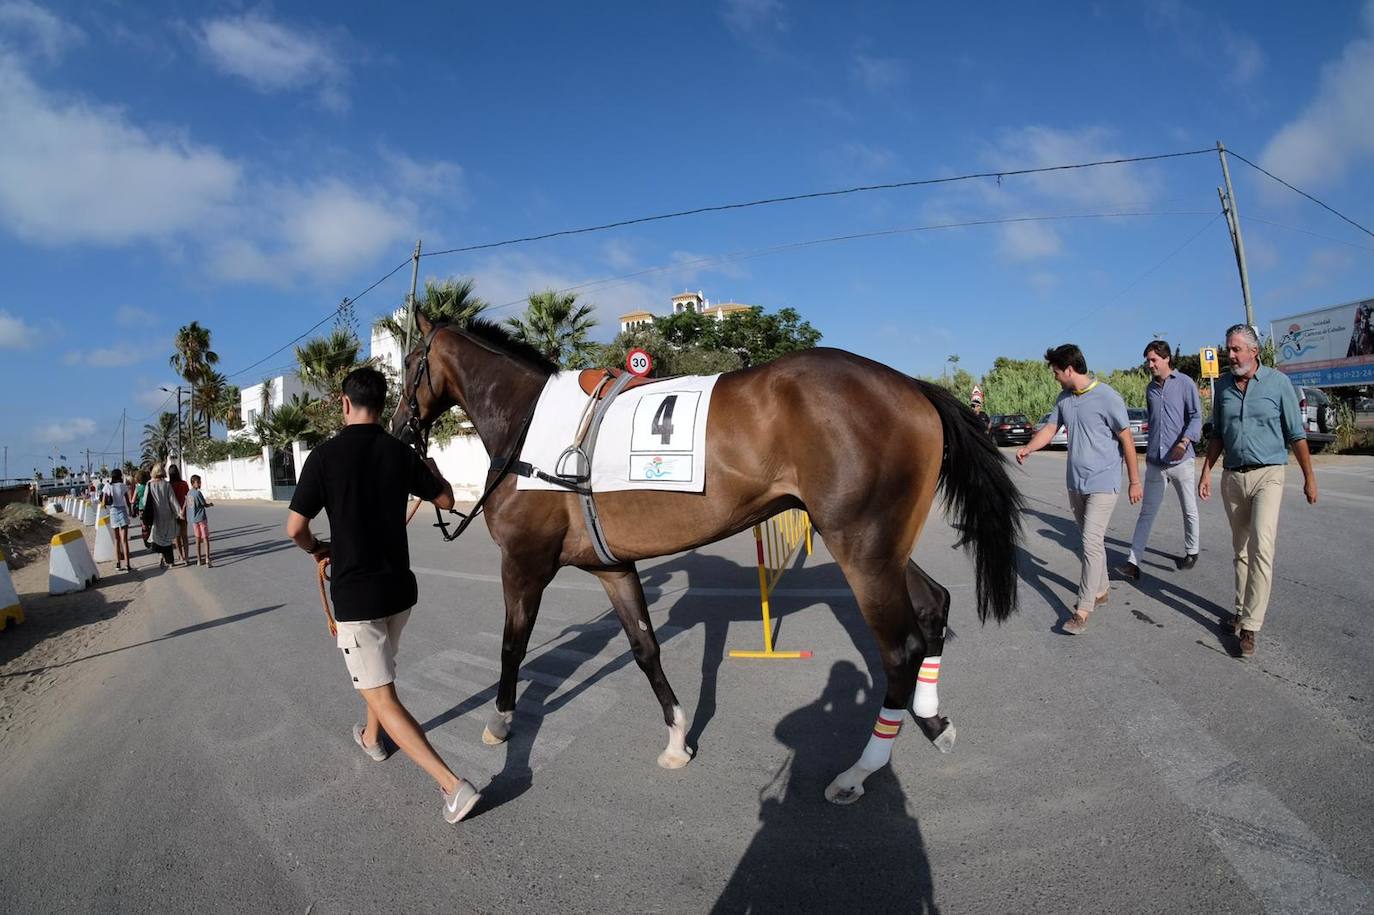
[[517, 372, 721, 493]]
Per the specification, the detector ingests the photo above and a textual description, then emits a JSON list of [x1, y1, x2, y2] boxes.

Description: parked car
[[1292, 382, 1336, 453], [1034, 413, 1069, 449], [990, 413, 1033, 446], [1127, 408, 1149, 450]]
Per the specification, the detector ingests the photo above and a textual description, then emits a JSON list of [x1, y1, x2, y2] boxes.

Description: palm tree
[[256, 394, 318, 450], [192, 369, 230, 435], [507, 290, 599, 369], [141, 413, 178, 466], [170, 321, 220, 438], [295, 329, 365, 397], [374, 277, 489, 345]]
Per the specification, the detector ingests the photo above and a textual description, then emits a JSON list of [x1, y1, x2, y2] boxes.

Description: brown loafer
[[1115, 562, 1140, 581], [1238, 630, 1256, 658], [1064, 612, 1090, 635], [1095, 589, 1110, 606]]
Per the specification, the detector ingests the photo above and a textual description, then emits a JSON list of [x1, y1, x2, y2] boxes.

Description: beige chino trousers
[[1068, 490, 1119, 615], [1221, 465, 1286, 632]]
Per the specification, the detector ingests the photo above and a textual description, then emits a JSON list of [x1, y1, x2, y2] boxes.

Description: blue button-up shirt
[[1213, 366, 1306, 469], [1145, 370, 1203, 466]]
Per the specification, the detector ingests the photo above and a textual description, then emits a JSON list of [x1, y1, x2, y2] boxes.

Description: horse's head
[[389, 308, 451, 446]]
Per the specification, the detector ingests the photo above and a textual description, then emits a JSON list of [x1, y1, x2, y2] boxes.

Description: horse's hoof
[[482, 711, 512, 745], [824, 780, 865, 805], [657, 746, 693, 769], [933, 721, 957, 754]]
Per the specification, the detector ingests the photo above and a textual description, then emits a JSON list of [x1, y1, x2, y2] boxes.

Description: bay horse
[[392, 310, 1023, 804]]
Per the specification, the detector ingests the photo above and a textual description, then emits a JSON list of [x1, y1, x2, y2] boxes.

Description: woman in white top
[[144, 463, 184, 570], [102, 468, 135, 571]]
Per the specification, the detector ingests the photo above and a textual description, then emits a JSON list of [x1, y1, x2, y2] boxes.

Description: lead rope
[[316, 557, 337, 638]]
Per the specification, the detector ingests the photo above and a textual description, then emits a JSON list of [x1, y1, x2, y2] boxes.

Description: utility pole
[[121, 409, 126, 470], [176, 386, 183, 465], [1216, 141, 1255, 328], [403, 238, 422, 356], [3, 445, 7, 484]]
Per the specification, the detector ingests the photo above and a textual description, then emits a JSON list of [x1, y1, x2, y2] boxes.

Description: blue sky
[[2, 0, 1373, 477]]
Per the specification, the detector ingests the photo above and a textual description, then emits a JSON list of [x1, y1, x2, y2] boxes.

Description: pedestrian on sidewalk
[[168, 464, 190, 565], [102, 468, 136, 572], [1199, 324, 1318, 659], [285, 366, 482, 824], [144, 463, 183, 570], [1118, 341, 1203, 581], [1018, 344, 1142, 634], [186, 475, 213, 567]]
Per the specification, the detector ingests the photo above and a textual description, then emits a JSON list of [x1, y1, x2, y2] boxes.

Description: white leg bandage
[[825, 706, 905, 804], [913, 656, 941, 717]]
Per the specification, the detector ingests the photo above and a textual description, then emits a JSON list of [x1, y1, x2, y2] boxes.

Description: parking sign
[[1200, 347, 1219, 379]]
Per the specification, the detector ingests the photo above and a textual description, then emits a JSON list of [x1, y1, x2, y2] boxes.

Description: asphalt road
[[1, 450, 1370, 914]]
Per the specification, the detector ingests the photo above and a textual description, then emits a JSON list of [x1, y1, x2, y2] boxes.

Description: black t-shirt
[[288, 423, 444, 622]]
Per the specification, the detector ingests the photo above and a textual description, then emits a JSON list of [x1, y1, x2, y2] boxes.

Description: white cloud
[[1027, 271, 1059, 295], [381, 148, 464, 198], [63, 342, 155, 368], [720, 0, 786, 38], [1000, 221, 1062, 261], [0, 0, 84, 61], [1222, 31, 1264, 86], [197, 12, 348, 111], [988, 126, 1153, 210], [0, 53, 241, 244], [838, 141, 898, 174], [116, 305, 157, 327], [852, 53, 907, 92], [34, 416, 96, 444], [132, 379, 178, 411], [0, 308, 37, 348], [1260, 2, 1374, 188]]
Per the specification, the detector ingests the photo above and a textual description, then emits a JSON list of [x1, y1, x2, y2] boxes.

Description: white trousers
[[1127, 460, 1199, 565]]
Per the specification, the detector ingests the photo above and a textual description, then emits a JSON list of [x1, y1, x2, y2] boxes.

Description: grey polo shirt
[[1212, 366, 1305, 469], [1048, 379, 1130, 494], [1145, 371, 1203, 466]]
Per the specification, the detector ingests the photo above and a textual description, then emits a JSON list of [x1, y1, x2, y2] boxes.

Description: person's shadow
[[713, 660, 939, 914]]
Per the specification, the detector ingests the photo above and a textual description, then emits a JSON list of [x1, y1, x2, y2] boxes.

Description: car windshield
[[1003, 414, 1028, 423], [1128, 409, 1147, 421]]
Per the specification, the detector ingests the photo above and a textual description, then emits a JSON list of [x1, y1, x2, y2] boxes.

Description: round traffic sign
[[626, 348, 653, 376]]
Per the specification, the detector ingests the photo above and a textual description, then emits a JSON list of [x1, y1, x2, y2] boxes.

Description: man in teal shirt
[[1199, 324, 1318, 658]]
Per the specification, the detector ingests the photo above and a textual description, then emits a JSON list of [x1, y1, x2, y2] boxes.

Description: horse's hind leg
[[593, 564, 692, 769], [906, 559, 956, 752], [822, 553, 930, 805]]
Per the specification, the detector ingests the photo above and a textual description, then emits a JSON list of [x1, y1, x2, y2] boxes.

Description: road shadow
[[1, 604, 287, 677], [714, 660, 939, 914], [209, 537, 295, 567]]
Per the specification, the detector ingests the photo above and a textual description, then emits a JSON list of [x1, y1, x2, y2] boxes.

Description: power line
[[1059, 212, 1226, 334], [421, 148, 1216, 259], [223, 256, 413, 380], [479, 209, 1218, 316], [1239, 215, 1374, 253], [1228, 150, 1374, 240]]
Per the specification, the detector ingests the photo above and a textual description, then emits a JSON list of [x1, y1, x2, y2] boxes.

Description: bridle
[[400, 324, 537, 543]]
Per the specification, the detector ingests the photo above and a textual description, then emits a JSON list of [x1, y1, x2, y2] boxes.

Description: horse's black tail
[[915, 380, 1024, 624]]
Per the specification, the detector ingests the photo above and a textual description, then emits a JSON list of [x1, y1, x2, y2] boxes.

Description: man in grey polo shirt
[[1118, 340, 1203, 581], [1199, 324, 1318, 658], [1019, 344, 1142, 634]]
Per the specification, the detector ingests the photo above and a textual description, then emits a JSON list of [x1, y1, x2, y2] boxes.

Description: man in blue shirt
[[1118, 341, 1203, 581], [1019, 344, 1142, 634], [1198, 324, 1318, 659]]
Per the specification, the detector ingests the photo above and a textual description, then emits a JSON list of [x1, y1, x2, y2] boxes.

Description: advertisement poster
[[1271, 297, 1374, 387]]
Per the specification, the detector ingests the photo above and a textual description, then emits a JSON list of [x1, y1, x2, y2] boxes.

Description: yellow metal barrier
[[729, 509, 813, 660]]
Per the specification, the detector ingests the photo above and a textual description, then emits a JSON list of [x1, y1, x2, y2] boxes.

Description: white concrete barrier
[[96, 501, 108, 524], [0, 549, 22, 631], [93, 515, 117, 563], [49, 528, 98, 594], [44, 501, 60, 516], [83, 500, 96, 526]]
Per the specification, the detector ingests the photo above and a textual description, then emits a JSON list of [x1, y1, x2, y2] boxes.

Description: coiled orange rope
[[316, 557, 337, 637]]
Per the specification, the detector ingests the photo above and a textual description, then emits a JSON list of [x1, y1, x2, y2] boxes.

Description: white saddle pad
[[516, 372, 721, 493]]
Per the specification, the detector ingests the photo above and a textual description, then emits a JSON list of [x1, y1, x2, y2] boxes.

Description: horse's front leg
[[482, 553, 556, 746], [592, 564, 692, 769]]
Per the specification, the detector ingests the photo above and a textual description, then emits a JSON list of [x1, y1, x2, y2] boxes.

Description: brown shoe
[[1064, 612, 1090, 635], [1238, 630, 1256, 658], [1115, 562, 1140, 581], [1225, 613, 1242, 636], [1095, 589, 1110, 606]]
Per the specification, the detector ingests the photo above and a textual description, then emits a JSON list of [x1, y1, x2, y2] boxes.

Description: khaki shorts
[[335, 609, 411, 690]]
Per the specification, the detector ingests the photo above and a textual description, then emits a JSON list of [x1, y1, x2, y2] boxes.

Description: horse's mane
[[443, 317, 559, 373]]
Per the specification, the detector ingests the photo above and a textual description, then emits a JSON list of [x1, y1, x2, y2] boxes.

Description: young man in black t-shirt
[[285, 367, 481, 824]]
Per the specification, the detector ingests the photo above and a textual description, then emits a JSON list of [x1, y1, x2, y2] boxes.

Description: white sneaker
[[442, 781, 481, 824], [352, 724, 388, 762]]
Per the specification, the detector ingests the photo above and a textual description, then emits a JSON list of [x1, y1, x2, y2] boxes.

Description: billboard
[[1271, 297, 1374, 387]]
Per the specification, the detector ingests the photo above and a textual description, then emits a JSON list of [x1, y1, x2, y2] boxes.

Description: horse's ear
[[414, 307, 434, 337]]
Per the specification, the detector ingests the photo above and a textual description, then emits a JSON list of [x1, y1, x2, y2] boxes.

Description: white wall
[[237, 374, 307, 437], [184, 449, 274, 501]]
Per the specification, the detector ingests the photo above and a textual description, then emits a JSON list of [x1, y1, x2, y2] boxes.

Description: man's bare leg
[[358, 683, 464, 794]]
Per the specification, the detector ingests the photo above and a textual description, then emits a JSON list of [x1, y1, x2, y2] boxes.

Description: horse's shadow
[[714, 660, 939, 913]]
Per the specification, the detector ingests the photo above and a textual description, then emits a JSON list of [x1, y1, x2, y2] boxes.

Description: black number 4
[[651, 396, 677, 445]]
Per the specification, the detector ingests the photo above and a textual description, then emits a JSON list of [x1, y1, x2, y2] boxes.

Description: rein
[[316, 557, 337, 637], [402, 324, 543, 544]]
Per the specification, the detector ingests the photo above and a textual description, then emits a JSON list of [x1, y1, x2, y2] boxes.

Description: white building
[[232, 374, 307, 440], [619, 290, 753, 333]]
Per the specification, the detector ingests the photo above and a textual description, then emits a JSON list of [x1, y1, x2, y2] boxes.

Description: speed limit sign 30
[[626, 348, 653, 376]]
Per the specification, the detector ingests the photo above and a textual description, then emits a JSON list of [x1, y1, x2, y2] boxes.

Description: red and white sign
[[626, 348, 653, 377]]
